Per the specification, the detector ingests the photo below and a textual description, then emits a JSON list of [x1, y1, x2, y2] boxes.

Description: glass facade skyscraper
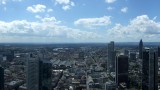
[[142, 48, 158, 90], [116, 55, 129, 89], [27, 54, 52, 90], [107, 41, 115, 73], [0, 66, 4, 90], [139, 39, 143, 59]]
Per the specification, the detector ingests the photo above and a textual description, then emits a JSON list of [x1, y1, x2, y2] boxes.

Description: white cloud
[[153, 16, 157, 20], [26, 4, 46, 13], [0, 0, 7, 4], [47, 8, 53, 12], [105, 0, 116, 3], [70, 1, 75, 6], [35, 15, 42, 19], [41, 17, 61, 24], [54, 0, 75, 10], [107, 15, 160, 41], [12, 0, 23, 2], [107, 6, 113, 11], [121, 7, 128, 13], [62, 5, 70, 10], [0, 17, 101, 42], [55, 0, 70, 4], [0, 0, 23, 5], [74, 16, 111, 29]]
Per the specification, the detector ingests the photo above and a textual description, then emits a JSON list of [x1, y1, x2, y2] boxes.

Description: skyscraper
[[129, 52, 136, 61], [116, 55, 129, 89], [27, 54, 40, 90], [142, 48, 149, 90], [157, 47, 160, 90], [0, 66, 4, 90], [27, 54, 52, 90], [158, 46, 160, 57], [142, 48, 157, 90], [107, 41, 115, 73], [39, 60, 52, 90], [149, 49, 157, 90], [139, 39, 143, 59]]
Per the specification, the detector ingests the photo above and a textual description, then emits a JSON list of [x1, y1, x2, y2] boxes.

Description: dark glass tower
[[107, 41, 115, 73], [142, 48, 157, 90], [158, 46, 160, 57], [142, 48, 149, 90], [116, 55, 129, 89], [27, 55, 40, 90], [39, 60, 52, 90], [27, 54, 52, 90], [139, 39, 143, 59], [149, 49, 157, 90], [0, 66, 4, 90], [157, 47, 160, 90]]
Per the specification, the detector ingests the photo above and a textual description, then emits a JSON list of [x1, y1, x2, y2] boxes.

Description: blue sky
[[0, 0, 160, 43]]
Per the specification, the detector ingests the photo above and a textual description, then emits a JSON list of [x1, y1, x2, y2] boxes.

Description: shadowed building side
[[116, 55, 129, 89], [139, 39, 143, 59], [0, 66, 4, 90]]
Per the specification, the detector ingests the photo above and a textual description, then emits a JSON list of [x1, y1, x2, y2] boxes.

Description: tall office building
[[39, 60, 52, 90], [0, 66, 4, 90], [149, 49, 158, 90], [139, 39, 143, 59], [158, 47, 160, 56], [27, 54, 40, 90], [157, 47, 160, 89], [107, 41, 115, 73], [129, 52, 136, 61], [142, 48, 149, 90], [116, 55, 129, 89], [142, 48, 157, 90], [27, 54, 52, 90]]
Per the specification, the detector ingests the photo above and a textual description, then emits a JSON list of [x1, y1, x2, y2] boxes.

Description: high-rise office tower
[[129, 52, 136, 61], [39, 60, 52, 90], [107, 41, 115, 73], [27, 54, 40, 90], [157, 47, 160, 90], [116, 55, 129, 89], [27, 54, 52, 90], [149, 49, 157, 90], [139, 39, 143, 59], [142, 48, 149, 90], [158, 47, 160, 56], [0, 66, 4, 90], [142, 48, 157, 90]]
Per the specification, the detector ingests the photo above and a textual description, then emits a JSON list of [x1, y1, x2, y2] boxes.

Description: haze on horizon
[[0, 0, 160, 43]]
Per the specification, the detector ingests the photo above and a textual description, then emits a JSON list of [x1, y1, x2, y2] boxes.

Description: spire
[[140, 39, 143, 45], [139, 39, 143, 59]]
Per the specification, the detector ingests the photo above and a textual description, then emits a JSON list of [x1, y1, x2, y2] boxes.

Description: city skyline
[[0, 0, 160, 43], [0, 39, 160, 89]]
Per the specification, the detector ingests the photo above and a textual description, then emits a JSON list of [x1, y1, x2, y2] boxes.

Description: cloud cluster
[[26, 4, 47, 13], [107, 15, 160, 41], [107, 6, 114, 11], [121, 7, 128, 13], [105, 0, 116, 3], [74, 16, 111, 29], [0, 0, 22, 5], [54, 0, 75, 10], [0, 17, 101, 42], [26, 4, 53, 13]]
